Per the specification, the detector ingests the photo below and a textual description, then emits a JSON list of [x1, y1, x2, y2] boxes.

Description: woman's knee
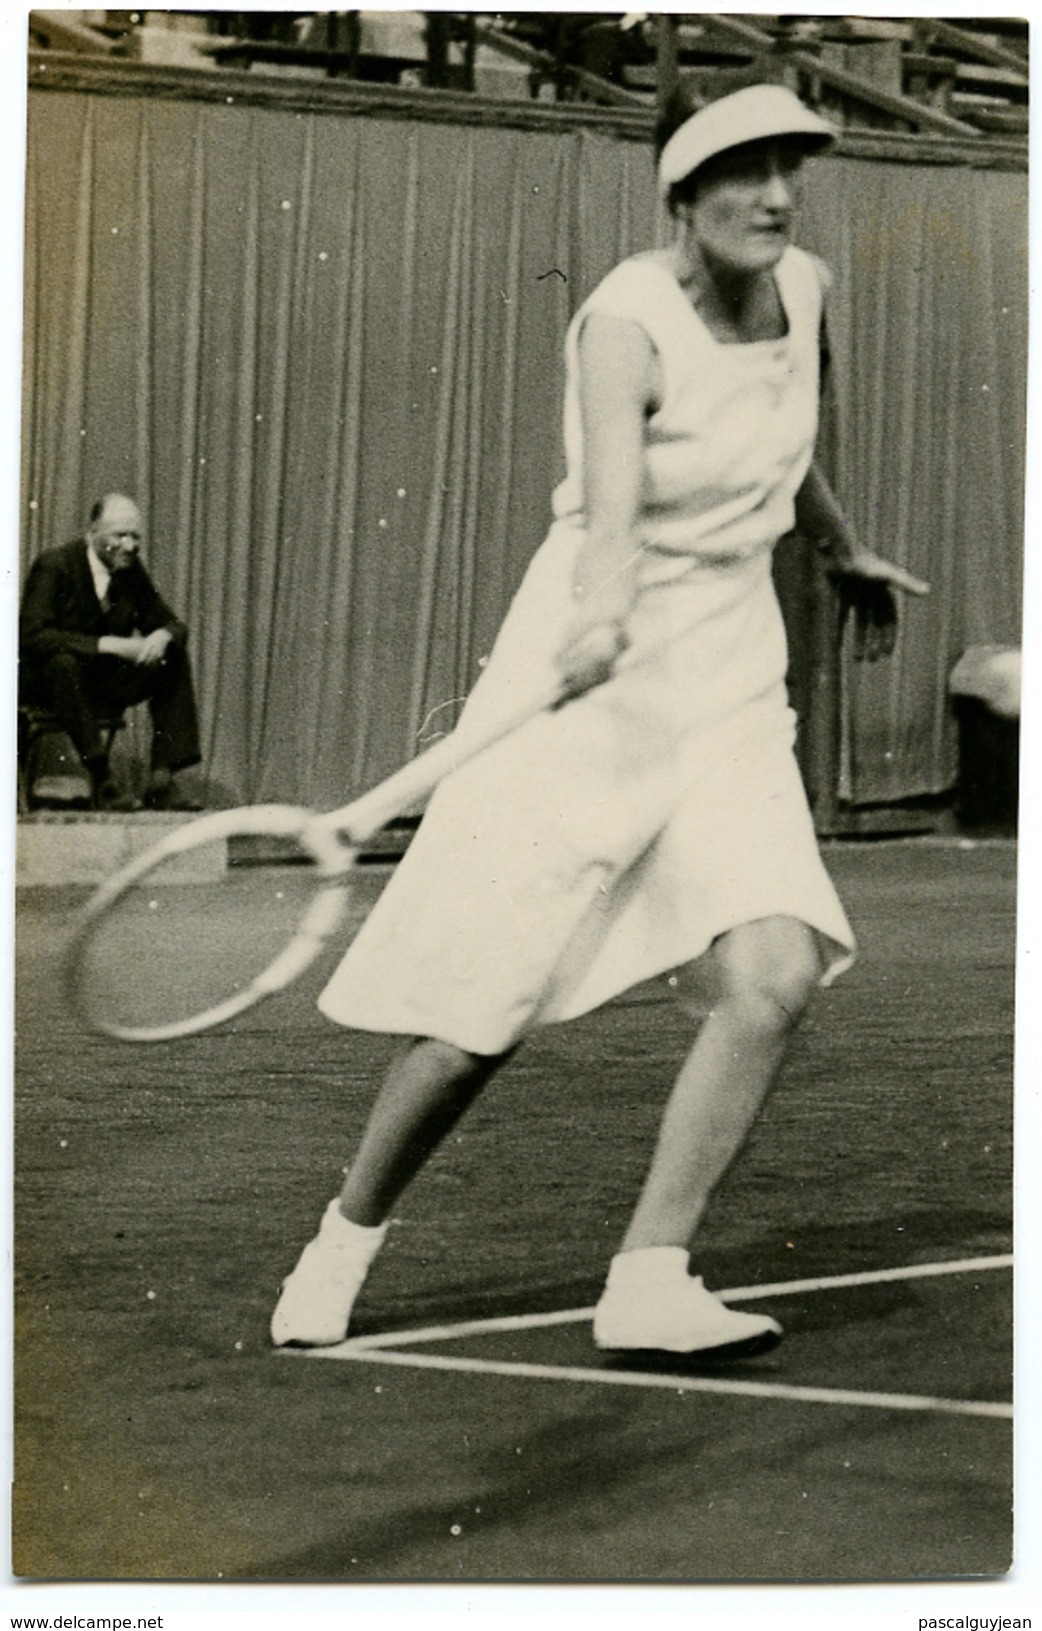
[[711, 919, 822, 1029], [406, 1035, 515, 1091]]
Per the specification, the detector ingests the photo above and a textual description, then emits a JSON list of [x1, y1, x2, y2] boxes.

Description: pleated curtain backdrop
[[800, 157, 1027, 804], [22, 85, 1026, 813]]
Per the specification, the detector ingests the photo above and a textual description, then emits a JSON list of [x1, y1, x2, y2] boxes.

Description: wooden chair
[[17, 706, 125, 812]]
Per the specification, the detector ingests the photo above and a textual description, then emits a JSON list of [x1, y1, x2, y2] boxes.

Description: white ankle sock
[[318, 1200, 387, 1259], [605, 1246, 690, 1291]]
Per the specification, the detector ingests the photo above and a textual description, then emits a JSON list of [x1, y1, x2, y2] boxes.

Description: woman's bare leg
[[339, 1037, 511, 1226], [594, 917, 822, 1355], [272, 1037, 511, 1345], [621, 917, 822, 1251]]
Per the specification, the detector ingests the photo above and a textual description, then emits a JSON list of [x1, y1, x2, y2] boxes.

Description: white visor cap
[[658, 84, 837, 196]]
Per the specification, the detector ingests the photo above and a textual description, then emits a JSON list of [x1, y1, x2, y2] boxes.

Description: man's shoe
[[92, 778, 142, 813], [271, 1201, 387, 1348], [29, 773, 92, 809], [144, 771, 204, 812], [593, 1248, 782, 1358], [143, 768, 172, 809]]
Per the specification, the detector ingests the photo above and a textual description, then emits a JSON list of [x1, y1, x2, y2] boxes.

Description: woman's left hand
[[830, 548, 930, 663]]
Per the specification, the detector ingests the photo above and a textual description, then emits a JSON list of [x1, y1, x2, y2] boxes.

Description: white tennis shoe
[[593, 1247, 782, 1357], [270, 1200, 387, 1348]]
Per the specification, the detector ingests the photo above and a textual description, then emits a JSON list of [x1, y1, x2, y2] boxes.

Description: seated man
[[19, 493, 202, 811]]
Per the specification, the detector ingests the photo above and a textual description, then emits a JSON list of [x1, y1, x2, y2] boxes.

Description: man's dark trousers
[[22, 644, 200, 772]]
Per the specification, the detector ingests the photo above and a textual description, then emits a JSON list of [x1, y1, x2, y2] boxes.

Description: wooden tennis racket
[[64, 656, 610, 1043]]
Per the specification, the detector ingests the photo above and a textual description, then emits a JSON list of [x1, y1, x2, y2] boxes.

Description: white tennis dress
[[319, 246, 855, 1053]]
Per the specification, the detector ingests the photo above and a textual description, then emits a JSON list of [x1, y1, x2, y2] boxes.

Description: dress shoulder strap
[[569, 254, 701, 362], [774, 245, 829, 338]]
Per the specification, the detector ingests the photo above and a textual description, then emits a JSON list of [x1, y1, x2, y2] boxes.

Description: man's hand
[[98, 633, 146, 662], [98, 629, 173, 665], [830, 548, 930, 663], [135, 628, 174, 666]]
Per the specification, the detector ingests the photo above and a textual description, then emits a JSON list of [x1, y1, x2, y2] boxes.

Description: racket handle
[[324, 681, 562, 844], [321, 621, 649, 845]]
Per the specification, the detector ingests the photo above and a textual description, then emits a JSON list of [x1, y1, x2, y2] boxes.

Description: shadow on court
[[13, 839, 1015, 1580]]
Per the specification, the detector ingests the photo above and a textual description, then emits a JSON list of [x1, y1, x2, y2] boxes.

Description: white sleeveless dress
[[319, 246, 855, 1053]]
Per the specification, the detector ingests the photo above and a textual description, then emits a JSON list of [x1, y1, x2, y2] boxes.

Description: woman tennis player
[[272, 82, 928, 1357]]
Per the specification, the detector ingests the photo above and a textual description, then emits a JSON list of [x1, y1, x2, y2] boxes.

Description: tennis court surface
[[13, 838, 1015, 1580]]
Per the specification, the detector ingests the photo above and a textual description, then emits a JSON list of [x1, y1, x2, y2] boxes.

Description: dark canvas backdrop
[[22, 83, 1026, 814]]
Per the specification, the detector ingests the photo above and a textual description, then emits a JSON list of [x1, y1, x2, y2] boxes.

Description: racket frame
[[65, 805, 358, 1043], [65, 660, 615, 1042]]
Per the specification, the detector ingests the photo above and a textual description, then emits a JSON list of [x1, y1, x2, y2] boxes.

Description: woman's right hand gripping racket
[[64, 671, 581, 1043]]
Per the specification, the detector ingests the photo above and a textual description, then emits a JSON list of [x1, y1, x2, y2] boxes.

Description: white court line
[[721, 1252, 1014, 1303], [344, 1252, 1014, 1351], [300, 1345, 1011, 1421], [287, 1252, 1014, 1420]]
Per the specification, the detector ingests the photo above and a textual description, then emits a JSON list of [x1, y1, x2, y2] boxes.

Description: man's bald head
[[87, 494, 144, 573]]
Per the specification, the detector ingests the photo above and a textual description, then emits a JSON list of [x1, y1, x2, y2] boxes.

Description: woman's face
[[683, 138, 806, 274]]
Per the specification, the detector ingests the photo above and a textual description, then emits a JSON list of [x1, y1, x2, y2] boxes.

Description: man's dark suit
[[19, 538, 201, 774]]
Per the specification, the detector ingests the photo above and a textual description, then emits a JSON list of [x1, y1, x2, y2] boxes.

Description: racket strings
[[70, 833, 337, 1039]]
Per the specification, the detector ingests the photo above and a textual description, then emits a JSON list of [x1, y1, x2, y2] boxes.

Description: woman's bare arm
[[556, 313, 658, 696]]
